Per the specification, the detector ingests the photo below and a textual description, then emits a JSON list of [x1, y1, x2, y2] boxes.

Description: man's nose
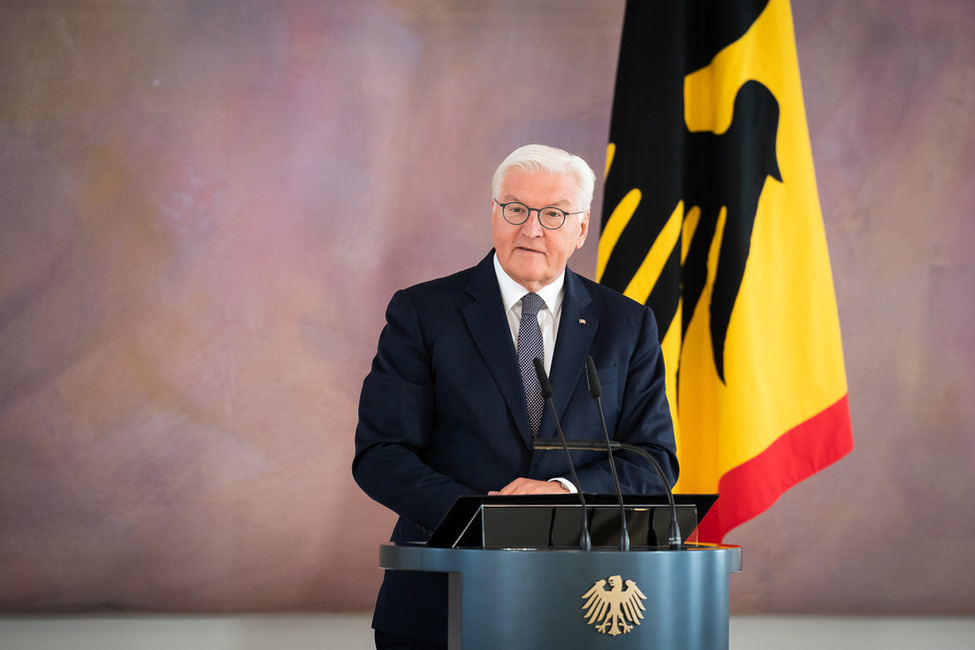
[[520, 210, 545, 236]]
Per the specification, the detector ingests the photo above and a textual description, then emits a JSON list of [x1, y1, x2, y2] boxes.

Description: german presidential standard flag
[[599, 0, 853, 542]]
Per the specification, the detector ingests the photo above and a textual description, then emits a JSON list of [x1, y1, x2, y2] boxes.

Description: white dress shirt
[[492, 253, 576, 493], [492, 254, 564, 375]]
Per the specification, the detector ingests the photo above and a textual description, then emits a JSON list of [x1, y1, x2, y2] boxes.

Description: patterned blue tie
[[518, 293, 545, 436]]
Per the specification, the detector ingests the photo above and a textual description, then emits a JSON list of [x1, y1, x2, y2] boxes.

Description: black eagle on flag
[[599, 0, 780, 387], [598, 0, 852, 543]]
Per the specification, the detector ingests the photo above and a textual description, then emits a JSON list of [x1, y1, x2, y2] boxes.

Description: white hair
[[491, 144, 596, 211]]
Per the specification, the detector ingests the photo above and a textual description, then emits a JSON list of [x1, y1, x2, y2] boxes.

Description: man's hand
[[488, 477, 568, 496]]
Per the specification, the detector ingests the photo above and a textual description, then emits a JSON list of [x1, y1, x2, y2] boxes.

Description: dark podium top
[[427, 493, 717, 550]]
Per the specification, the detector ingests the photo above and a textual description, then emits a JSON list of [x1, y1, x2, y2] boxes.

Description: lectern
[[380, 494, 741, 649]]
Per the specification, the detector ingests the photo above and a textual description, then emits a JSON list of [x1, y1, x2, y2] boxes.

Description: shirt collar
[[493, 252, 565, 314]]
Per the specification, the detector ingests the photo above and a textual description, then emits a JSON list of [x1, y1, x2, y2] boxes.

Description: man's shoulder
[[567, 270, 661, 345], [402, 263, 478, 298], [569, 268, 649, 314], [385, 255, 495, 322], [400, 252, 493, 299]]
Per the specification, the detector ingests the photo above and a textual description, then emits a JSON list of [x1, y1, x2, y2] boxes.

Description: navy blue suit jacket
[[352, 251, 678, 644]]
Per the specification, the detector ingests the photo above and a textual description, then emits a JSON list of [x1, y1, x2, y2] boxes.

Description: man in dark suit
[[353, 144, 678, 650]]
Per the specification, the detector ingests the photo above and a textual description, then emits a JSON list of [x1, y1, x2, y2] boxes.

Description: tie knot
[[521, 293, 544, 317]]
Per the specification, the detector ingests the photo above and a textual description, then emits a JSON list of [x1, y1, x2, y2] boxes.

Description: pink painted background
[[1, 0, 973, 614]]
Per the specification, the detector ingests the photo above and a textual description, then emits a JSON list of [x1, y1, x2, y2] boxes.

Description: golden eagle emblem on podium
[[581, 574, 647, 636]]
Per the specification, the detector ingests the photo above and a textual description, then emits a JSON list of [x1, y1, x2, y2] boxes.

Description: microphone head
[[585, 356, 601, 398], [533, 357, 554, 399]]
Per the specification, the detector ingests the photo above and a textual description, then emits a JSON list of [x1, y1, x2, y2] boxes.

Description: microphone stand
[[533, 358, 591, 551], [531, 438, 683, 550], [584, 356, 680, 549], [585, 356, 630, 551], [615, 443, 682, 549]]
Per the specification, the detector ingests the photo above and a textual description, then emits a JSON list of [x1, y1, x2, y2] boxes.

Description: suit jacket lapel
[[538, 268, 597, 440], [462, 256, 599, 446], [461, 253, 534, 443]]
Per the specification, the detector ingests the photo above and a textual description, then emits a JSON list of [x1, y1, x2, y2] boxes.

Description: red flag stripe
[[697, 394, 854, 543]]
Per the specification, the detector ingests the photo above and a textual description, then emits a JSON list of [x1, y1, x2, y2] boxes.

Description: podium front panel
[[381, 544, 741, 650]]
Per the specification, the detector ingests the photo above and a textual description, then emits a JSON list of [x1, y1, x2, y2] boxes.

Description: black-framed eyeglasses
[[494, 200, 585, 231]]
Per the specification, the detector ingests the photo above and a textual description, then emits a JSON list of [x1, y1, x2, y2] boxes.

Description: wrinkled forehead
[[497, 169, 581, 208]]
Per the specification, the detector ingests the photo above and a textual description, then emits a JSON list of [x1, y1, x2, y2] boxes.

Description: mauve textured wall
[[0, 0, 972, 614]]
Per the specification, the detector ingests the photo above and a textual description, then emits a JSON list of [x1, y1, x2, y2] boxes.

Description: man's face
[[492, 168, 590, 293]]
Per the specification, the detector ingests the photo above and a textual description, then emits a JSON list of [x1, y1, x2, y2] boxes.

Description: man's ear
[[576, 210, 591, 249]]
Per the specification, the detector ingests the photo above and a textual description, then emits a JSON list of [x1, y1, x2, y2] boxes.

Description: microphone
[[585, 356, 630, 552], [532, 357, 591, 551], [584, 355, 681, 548], [531, 439, 684, 549]]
